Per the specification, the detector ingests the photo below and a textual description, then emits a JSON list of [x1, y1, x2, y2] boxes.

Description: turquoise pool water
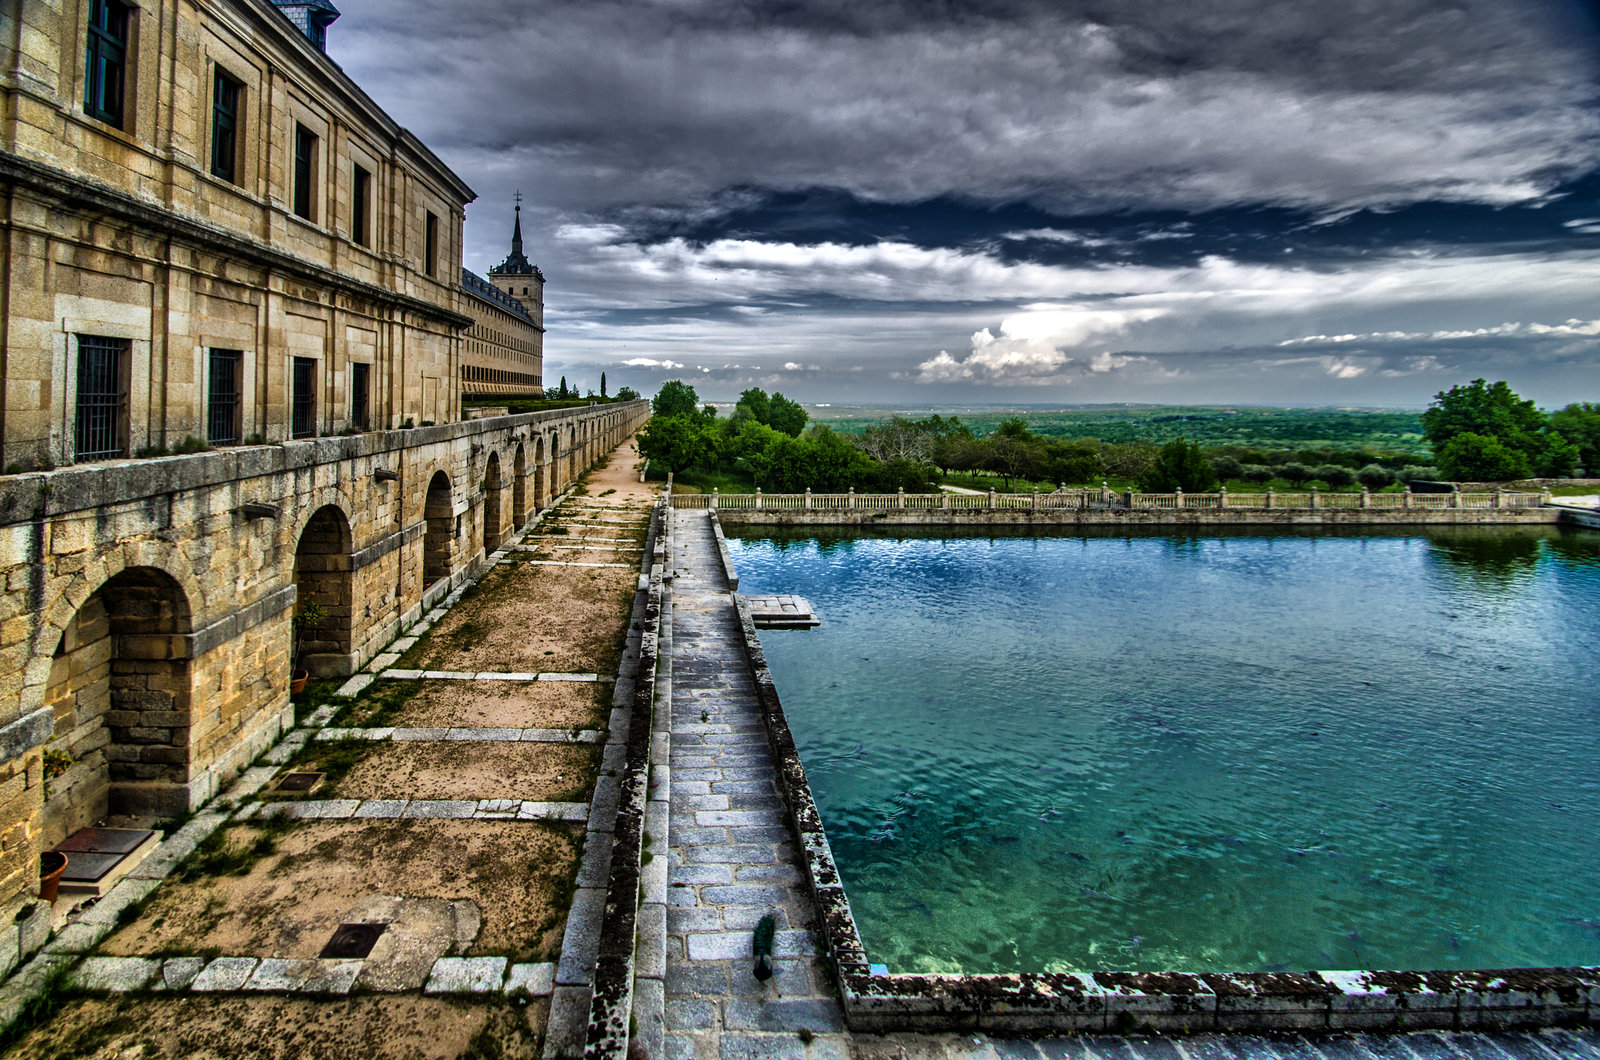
[[726, 527, 1600, 975]]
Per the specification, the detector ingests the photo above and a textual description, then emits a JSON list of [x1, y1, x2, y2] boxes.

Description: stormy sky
[[328, 0, 1600, 406]]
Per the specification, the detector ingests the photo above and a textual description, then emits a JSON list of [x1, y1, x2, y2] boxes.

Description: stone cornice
[[0, 152, 476, 331]]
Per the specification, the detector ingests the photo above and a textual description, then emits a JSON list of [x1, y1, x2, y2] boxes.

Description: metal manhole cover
[[275, 772, 324, 793], [320, 923, 386, 959]]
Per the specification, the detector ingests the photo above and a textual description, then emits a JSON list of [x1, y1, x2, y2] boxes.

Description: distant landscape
[[796, 404, 1430, 455]]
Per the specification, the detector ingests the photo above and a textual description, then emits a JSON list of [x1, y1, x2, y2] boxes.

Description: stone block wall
[[0, 399, 648, 932]]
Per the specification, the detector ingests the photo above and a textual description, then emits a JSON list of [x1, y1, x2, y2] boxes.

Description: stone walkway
[[657, 508, 1600, 1060]]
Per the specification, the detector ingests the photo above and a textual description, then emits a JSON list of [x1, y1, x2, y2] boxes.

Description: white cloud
[[621, 357, 686, 368], [914, 307, 1168, 385], [1278, 318, 1600, 346]]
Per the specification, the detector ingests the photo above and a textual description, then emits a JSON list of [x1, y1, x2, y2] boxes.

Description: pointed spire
[[489, 192, 542, 281], [511, 196, 524, 258]]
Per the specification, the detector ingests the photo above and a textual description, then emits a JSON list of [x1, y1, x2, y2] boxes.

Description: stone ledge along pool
[[726, 525, 1600, 978]]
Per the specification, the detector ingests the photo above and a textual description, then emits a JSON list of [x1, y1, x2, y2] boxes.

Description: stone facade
[[460, 266, 543, 400], [1, 0, 475, 471], [0, 401, 648, 940]]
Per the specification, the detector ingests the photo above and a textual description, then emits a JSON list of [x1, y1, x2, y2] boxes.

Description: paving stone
[[334, 673, 376, 697], [191, 957, 259, 991], [292, 800, 361, 819], [719, 907, 791, 931], [519, 801, 588, 822], [670, 863, 734, 885], [665, 962, 730, 996], [44, 922, 106, 954], [475, 798, 522, 818], [719, 1033, 807, 1060], [667, 907, 723, 933], [448, 727, 522, 741], [734, 864, 802, 883], [70, 956, 160, 992], [683, 844, 777, 865], [699, 883, 791, 907], [392, 728, 449, 741], [723, 996, 844, 1033], [385, 669, 425, 680], [354, 799, 409, 818], [505, 962, 555, 997], [390, 637, 418, 652], [403, 800, 478, 819], [157, 956, 205, 991], [423, 956, 507, 994], [666, 999, 718, 1031], [554, 887, 607, 986], [245, 958, 362, 994]]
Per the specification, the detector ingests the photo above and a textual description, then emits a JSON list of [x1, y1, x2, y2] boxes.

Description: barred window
[[350, 362, 370, 430], [352, 165, 370, 246], [84, 0, 130, 128], [425, 212, 438, 276], [208, 348, 242, 445], [291, 356, 316, 438], [75, 335, 127, 460], [211, 68, 241, 182]]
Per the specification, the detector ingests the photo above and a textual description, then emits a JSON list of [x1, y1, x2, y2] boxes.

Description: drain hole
[[320, 923, 386, 959], [275, 772, 324, 793]]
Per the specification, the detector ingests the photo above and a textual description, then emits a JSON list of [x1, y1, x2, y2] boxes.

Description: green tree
[[767, 393, 809, 437], [1550, 402, 1600, 472], [1210, 455, 1244, 482], [736, 388, 771, 425], [558, 376, 568, 399], [1435, 432, 1530, 481], [1315, 464, 1356, 488], [1421, 379, 1576, 478], [636, 415, 708, 475], [981, 418, 1046, 488], [1043, 438, 1103, 486], [600, 372, 606, 397], [615, 386, 641, 401], [1139, 438, 1219, 492], [1357, 463, 1396, 489], [651, 380, 700, 420], [1277, 462, 1313, 486]]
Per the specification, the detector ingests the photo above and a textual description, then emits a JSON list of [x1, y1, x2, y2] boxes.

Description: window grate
[[351, 361, 370, 430], [352, 165, 370, 246], [75, 335, 127, 460], [84, 0, 129, 128], [208, 348, 242, 444], [292, 356, 317, 438], [211, 69, 240, 182]]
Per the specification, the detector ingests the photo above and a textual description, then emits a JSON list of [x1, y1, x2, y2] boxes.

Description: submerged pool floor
[[728, 527, 1600, 976]]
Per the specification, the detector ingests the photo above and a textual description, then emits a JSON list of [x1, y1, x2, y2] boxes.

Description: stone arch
[[513, 442, 528, 528], [423, 470, 455, 587], [42, 566, 194, 832], [483, 451, 504, 552], [293, 505, 354, 677]]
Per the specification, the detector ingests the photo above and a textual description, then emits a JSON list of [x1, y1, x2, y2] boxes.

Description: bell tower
[[487, 193, 545, 329]]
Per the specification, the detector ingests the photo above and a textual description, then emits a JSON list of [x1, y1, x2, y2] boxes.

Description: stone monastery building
[[0, 0, 644, 971]]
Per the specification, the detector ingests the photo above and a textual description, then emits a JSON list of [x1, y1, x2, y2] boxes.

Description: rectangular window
[[350, 362, 370, 430], [293, 124, 317, 220], [351, 164, 370, 246], [207, 348, 242, 444], [84, 0, 130, 128], [424, 211, 438, 277], [291, 356, 316, 438], [75, 335, 127, 460], [210, 68, 241, 182]]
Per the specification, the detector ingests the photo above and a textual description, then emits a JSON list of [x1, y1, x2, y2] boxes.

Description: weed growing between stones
[[292, 679, 343, 725], [325, 679, 424, 729], [284, 738, 371, 791], [176, 818, 292, 881]]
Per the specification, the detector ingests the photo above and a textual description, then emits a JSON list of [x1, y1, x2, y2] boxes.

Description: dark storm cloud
[[324, 0, 1600, 404]]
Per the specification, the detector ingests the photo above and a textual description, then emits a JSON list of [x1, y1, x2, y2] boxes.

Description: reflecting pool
[[726, 527, 1600, 975]]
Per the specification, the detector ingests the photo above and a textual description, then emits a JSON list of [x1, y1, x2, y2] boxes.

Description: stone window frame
[[348, 360, 371, 431], [83, 0, 134, 130], [201, 343, 256, 446], [55, 315, 152, 466], [209, 63, 244, 184], [424, 210, 438, 277], [290, 354, 320, 440]]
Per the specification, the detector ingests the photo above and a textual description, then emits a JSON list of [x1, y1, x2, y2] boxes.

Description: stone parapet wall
[[709, 508, 1564, 528], [0, 400, 647, 939]]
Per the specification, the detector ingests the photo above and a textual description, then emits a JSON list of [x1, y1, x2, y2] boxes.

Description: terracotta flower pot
[[290, 670, 310, 695], [39, 850, 67, 903]]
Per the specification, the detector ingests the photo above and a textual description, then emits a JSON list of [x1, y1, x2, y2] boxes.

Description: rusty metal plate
[[320, 923, 386, 959], [275, 772, 325, 792], [55, 827, 156, 855]]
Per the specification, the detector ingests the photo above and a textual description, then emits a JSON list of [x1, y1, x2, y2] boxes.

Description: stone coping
[[582, 499, 669, 1058], [67, 954, 556, 998], [716, 515, 1600, 1038], [712, 508, 1562, 527]]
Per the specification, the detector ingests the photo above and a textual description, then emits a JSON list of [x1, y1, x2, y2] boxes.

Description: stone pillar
[[988, 489, 997, 510], [1125, 488, 1135, 508], [897, 487, 905, 509], [710, 488, 717, 510], [1361, 487, 1371, 509], [848, 487, 856, 510], [1403, 486, 1413, 509], [804, 488, 812, 509], [754, 488, 762, 510], [1219, 486, 1228, 508], [1493, 487, 1504, 509], [1264, 488, 1274, 509], [1031, 487, 1039, 509], [1309, 487, 1318, 510], [940, 491, 949, 510], [1450, 487, 1461, 509], [1175, 487, 1183, 509]]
